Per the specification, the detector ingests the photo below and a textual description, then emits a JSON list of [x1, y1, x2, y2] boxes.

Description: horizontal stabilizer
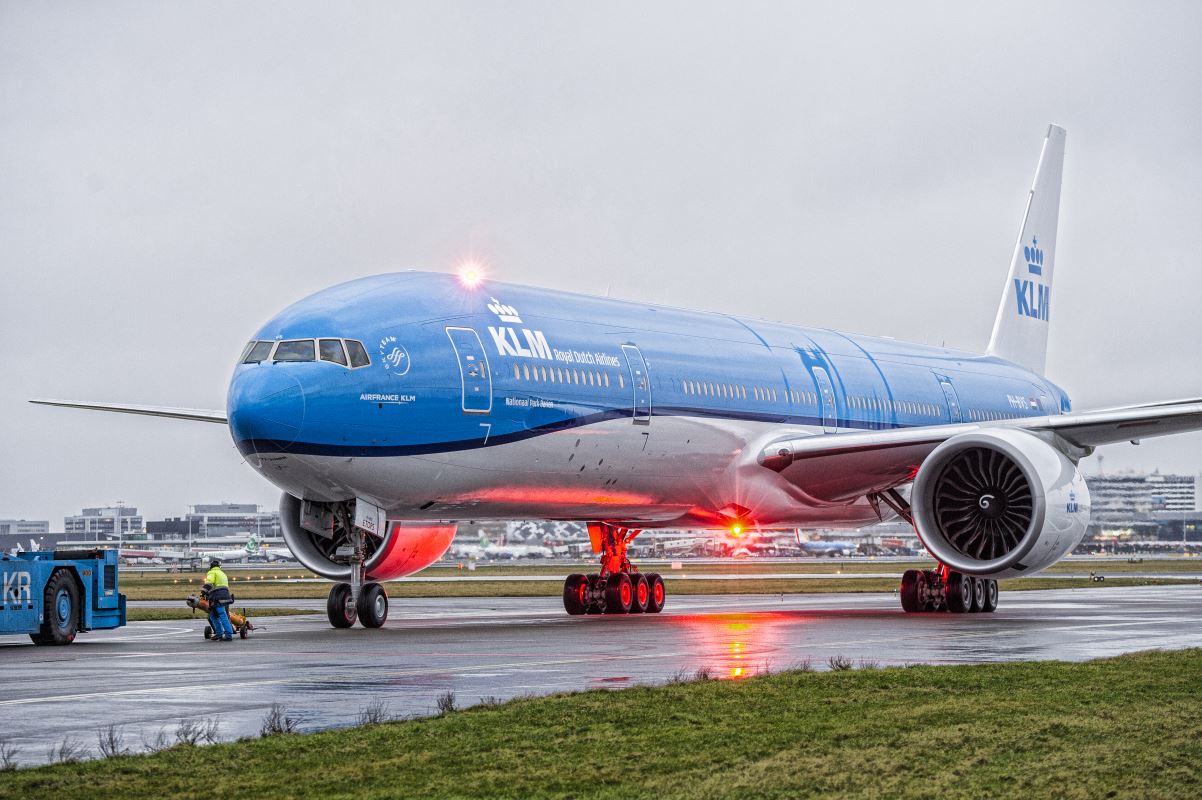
[[29, 399, 227, 424]]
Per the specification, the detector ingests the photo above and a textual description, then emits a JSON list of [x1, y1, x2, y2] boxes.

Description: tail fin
[[985, 124, 1066, 375]]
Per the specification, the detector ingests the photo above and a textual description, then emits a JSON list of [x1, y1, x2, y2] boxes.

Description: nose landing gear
[[563, 523, 666, 616], [326, 509, 390, 629]]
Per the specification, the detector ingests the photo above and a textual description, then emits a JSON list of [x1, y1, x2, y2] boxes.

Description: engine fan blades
[[932, 447, 1033, 561]]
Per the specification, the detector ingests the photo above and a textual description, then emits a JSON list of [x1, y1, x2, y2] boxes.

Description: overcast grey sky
[[2, 1, 1200, 527]]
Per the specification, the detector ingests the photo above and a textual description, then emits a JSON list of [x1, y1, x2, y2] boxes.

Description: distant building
[[0, 519, 50, 537], [64, 506, 143, 540], [1087, 472, 1197, 516], [185, 503, 280, 539]]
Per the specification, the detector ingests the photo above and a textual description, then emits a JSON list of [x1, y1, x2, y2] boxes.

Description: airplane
[[111, 534, 290, 565], [795, 533, 860, 558], [33, 124, 1202, 627], [450, 534, 554, 560]]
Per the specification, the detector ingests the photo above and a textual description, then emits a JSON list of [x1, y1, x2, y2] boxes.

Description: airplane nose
[[227, 367, 306, 452]]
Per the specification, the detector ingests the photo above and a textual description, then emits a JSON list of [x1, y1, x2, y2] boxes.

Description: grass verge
[[124, 607, 319, 622], [119, 575, 1196, 601], [4, 649, 1200, 799]]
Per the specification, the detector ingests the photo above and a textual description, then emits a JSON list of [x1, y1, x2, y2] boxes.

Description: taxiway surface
[[2, 585, 1199, 765]]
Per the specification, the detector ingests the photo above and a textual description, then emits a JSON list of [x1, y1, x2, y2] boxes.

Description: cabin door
[[621, 344, 652, 425], [446, 327, 493, 414]]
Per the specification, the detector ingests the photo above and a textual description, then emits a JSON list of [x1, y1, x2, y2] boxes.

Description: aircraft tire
[[30, 569, 80, 646], [604, 572, 632, 614], [357, 582, 388, 628], [563, 574, 589, 615], [946, 572, 971, 614], [644, 573, 666, 613], [981, 579, 999, 613], [969, 577, 985, 613], [326, 583, 357, 629], [628, 573, 649, 614], [899, 569, 923, 613]]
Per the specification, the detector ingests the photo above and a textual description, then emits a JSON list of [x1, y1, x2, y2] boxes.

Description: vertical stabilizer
[[985, 124, 1066, 375]]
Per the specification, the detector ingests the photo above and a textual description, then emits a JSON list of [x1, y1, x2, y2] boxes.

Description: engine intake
[[911, 429, 1089, 578], [279, 493, 457, 581]]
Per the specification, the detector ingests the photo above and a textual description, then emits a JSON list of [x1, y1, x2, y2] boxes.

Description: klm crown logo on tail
[[1024, 237, 1044, 276], [1014, 235, 1050, 322]]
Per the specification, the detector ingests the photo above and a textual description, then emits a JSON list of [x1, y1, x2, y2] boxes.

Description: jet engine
[[910, 428, 1089, 579], [279, 493, 457, 582]]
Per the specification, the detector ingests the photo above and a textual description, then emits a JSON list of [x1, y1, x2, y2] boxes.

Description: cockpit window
[[239, 341, 257, 362], [273, 339, 316, 362], [319, 339, 348, 366], [242, 341, 274, 364], [345, 340, 370, 368]]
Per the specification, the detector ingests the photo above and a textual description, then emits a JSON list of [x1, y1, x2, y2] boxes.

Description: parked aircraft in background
[[36, 124, 1202, 628]]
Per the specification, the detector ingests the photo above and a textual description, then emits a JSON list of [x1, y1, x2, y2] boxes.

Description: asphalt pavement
[[1, 585, 1199, 766]]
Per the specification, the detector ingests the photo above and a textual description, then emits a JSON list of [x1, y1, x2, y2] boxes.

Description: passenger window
[[513, 364, 521, 380], [274, 339, 315, 362], [319, 339, 348, 366], [243, 341, 274, 364], [523, 364, 531, 380], [345, 340, 370, 368], [618, 373, 625, 389], [603, 373, 610, 388]]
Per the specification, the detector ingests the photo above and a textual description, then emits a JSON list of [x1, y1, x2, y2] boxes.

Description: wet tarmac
[[2, 585, 1200, 766]]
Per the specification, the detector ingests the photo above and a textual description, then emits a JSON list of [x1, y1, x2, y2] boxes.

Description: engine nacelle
[[280, 493, 457, 581], [911, 429, 1090, 579]]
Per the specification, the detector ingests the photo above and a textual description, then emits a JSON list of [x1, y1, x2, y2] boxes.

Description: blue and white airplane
[[35, 125, 1202, 626]]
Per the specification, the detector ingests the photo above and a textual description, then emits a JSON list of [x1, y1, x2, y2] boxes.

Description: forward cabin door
[[621, 344, 651, 425], [446, 327, 493, 414]]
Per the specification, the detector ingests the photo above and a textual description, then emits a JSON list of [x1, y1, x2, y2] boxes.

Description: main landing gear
[[326, 515, 389, 629], [563, 523, 666, 616], [899, 568, 998, 614]]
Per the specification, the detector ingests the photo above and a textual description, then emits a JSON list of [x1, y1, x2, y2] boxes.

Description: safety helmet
[[209, 559, 221, 568]]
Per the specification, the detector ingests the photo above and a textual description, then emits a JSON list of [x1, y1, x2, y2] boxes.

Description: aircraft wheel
[[357, 582, 388, 628], [30, 569, 80, 646], [628, 573, 649, 614], [981, 579, 999, 613], [921, 570, 943, 611], [899, 569, 923, 613], [604, 572, 632, 614], [644, 573, 666, 613], [969, 577, 986, 613], [585, 574, 605, 613], [946, 572, 972, 614], [563, 573, 589, 615], [326, 583, 357, 629]]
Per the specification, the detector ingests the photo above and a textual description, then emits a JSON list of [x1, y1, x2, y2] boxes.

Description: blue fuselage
[[226, 272, 1068, 527]]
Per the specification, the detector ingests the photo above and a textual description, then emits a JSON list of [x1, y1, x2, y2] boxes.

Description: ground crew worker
[[203, 559, 235, 642]]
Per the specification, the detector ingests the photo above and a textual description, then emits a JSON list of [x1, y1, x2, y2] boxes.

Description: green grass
[[114, 559, 1201, 601], [120, 575, 1196, 601], [124, 607, 319, 622], [5, 649, 1200, 799]]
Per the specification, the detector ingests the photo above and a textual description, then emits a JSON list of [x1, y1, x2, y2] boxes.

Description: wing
[[29, 399, 227, 424], [758, 400, 1202, 501]]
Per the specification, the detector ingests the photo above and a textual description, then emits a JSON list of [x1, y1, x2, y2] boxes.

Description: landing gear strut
[[326, 503, 389, 629], [564, 523, 665, 616], [900, 567, 998, 614]]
